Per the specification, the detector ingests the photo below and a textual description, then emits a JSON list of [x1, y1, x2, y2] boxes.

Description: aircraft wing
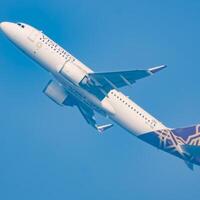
[[77, 103, 96, 128], [87, 65, 167, 91], [77, 103, 113, 133]]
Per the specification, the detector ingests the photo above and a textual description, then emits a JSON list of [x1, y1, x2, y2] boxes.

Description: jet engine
[[43, 80, 73, 106]]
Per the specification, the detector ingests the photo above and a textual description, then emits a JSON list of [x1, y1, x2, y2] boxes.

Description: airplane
[[1, 21, 200, 170]]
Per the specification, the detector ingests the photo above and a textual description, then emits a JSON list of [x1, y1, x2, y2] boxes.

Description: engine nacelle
[[59, 61, 87, 85], [43, 80, 72, 106]]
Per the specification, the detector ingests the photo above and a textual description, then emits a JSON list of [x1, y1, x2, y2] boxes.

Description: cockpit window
[[17, 23, 25, 28]]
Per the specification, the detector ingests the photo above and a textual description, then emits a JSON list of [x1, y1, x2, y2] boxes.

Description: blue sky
[[1, 0, 200, 199]]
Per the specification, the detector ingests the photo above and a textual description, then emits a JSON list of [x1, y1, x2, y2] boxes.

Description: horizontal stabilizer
[[184, 160, 194, 170], [182, 144, 200, 170], [182, 144, 200, 157]]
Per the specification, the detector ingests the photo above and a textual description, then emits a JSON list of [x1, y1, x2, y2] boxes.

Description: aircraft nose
[[0, 22, 15, 35], [0, 22, 9, 31]]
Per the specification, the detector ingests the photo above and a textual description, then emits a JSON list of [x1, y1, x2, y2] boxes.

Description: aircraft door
[[28, 30, 40, 42]]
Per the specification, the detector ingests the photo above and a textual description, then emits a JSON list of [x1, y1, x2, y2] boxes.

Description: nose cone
[[0, 22, 15, 34], [0, 22, 6, 32]]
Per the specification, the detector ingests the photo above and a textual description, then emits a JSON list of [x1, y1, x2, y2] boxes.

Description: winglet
[[149, 65, 167, 74], [96, 124, 113, 133]]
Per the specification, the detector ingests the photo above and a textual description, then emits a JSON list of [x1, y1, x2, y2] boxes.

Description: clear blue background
[[0, 0, 200, 199]]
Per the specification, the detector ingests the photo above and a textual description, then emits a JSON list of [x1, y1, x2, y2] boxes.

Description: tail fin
[[139, 124, 200, 169], [170, 124, 200, 145], [160, 124, 200, 169]]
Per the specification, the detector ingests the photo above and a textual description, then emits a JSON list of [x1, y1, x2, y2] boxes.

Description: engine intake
[[43, 80, 70, 106]]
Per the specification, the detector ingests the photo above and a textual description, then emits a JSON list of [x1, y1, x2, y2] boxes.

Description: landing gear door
[[28, 30, 40, 42]]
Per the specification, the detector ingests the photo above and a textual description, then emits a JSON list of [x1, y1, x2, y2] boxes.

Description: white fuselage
[[1, 22, 167, 135], [5, 22, 200, 169]]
